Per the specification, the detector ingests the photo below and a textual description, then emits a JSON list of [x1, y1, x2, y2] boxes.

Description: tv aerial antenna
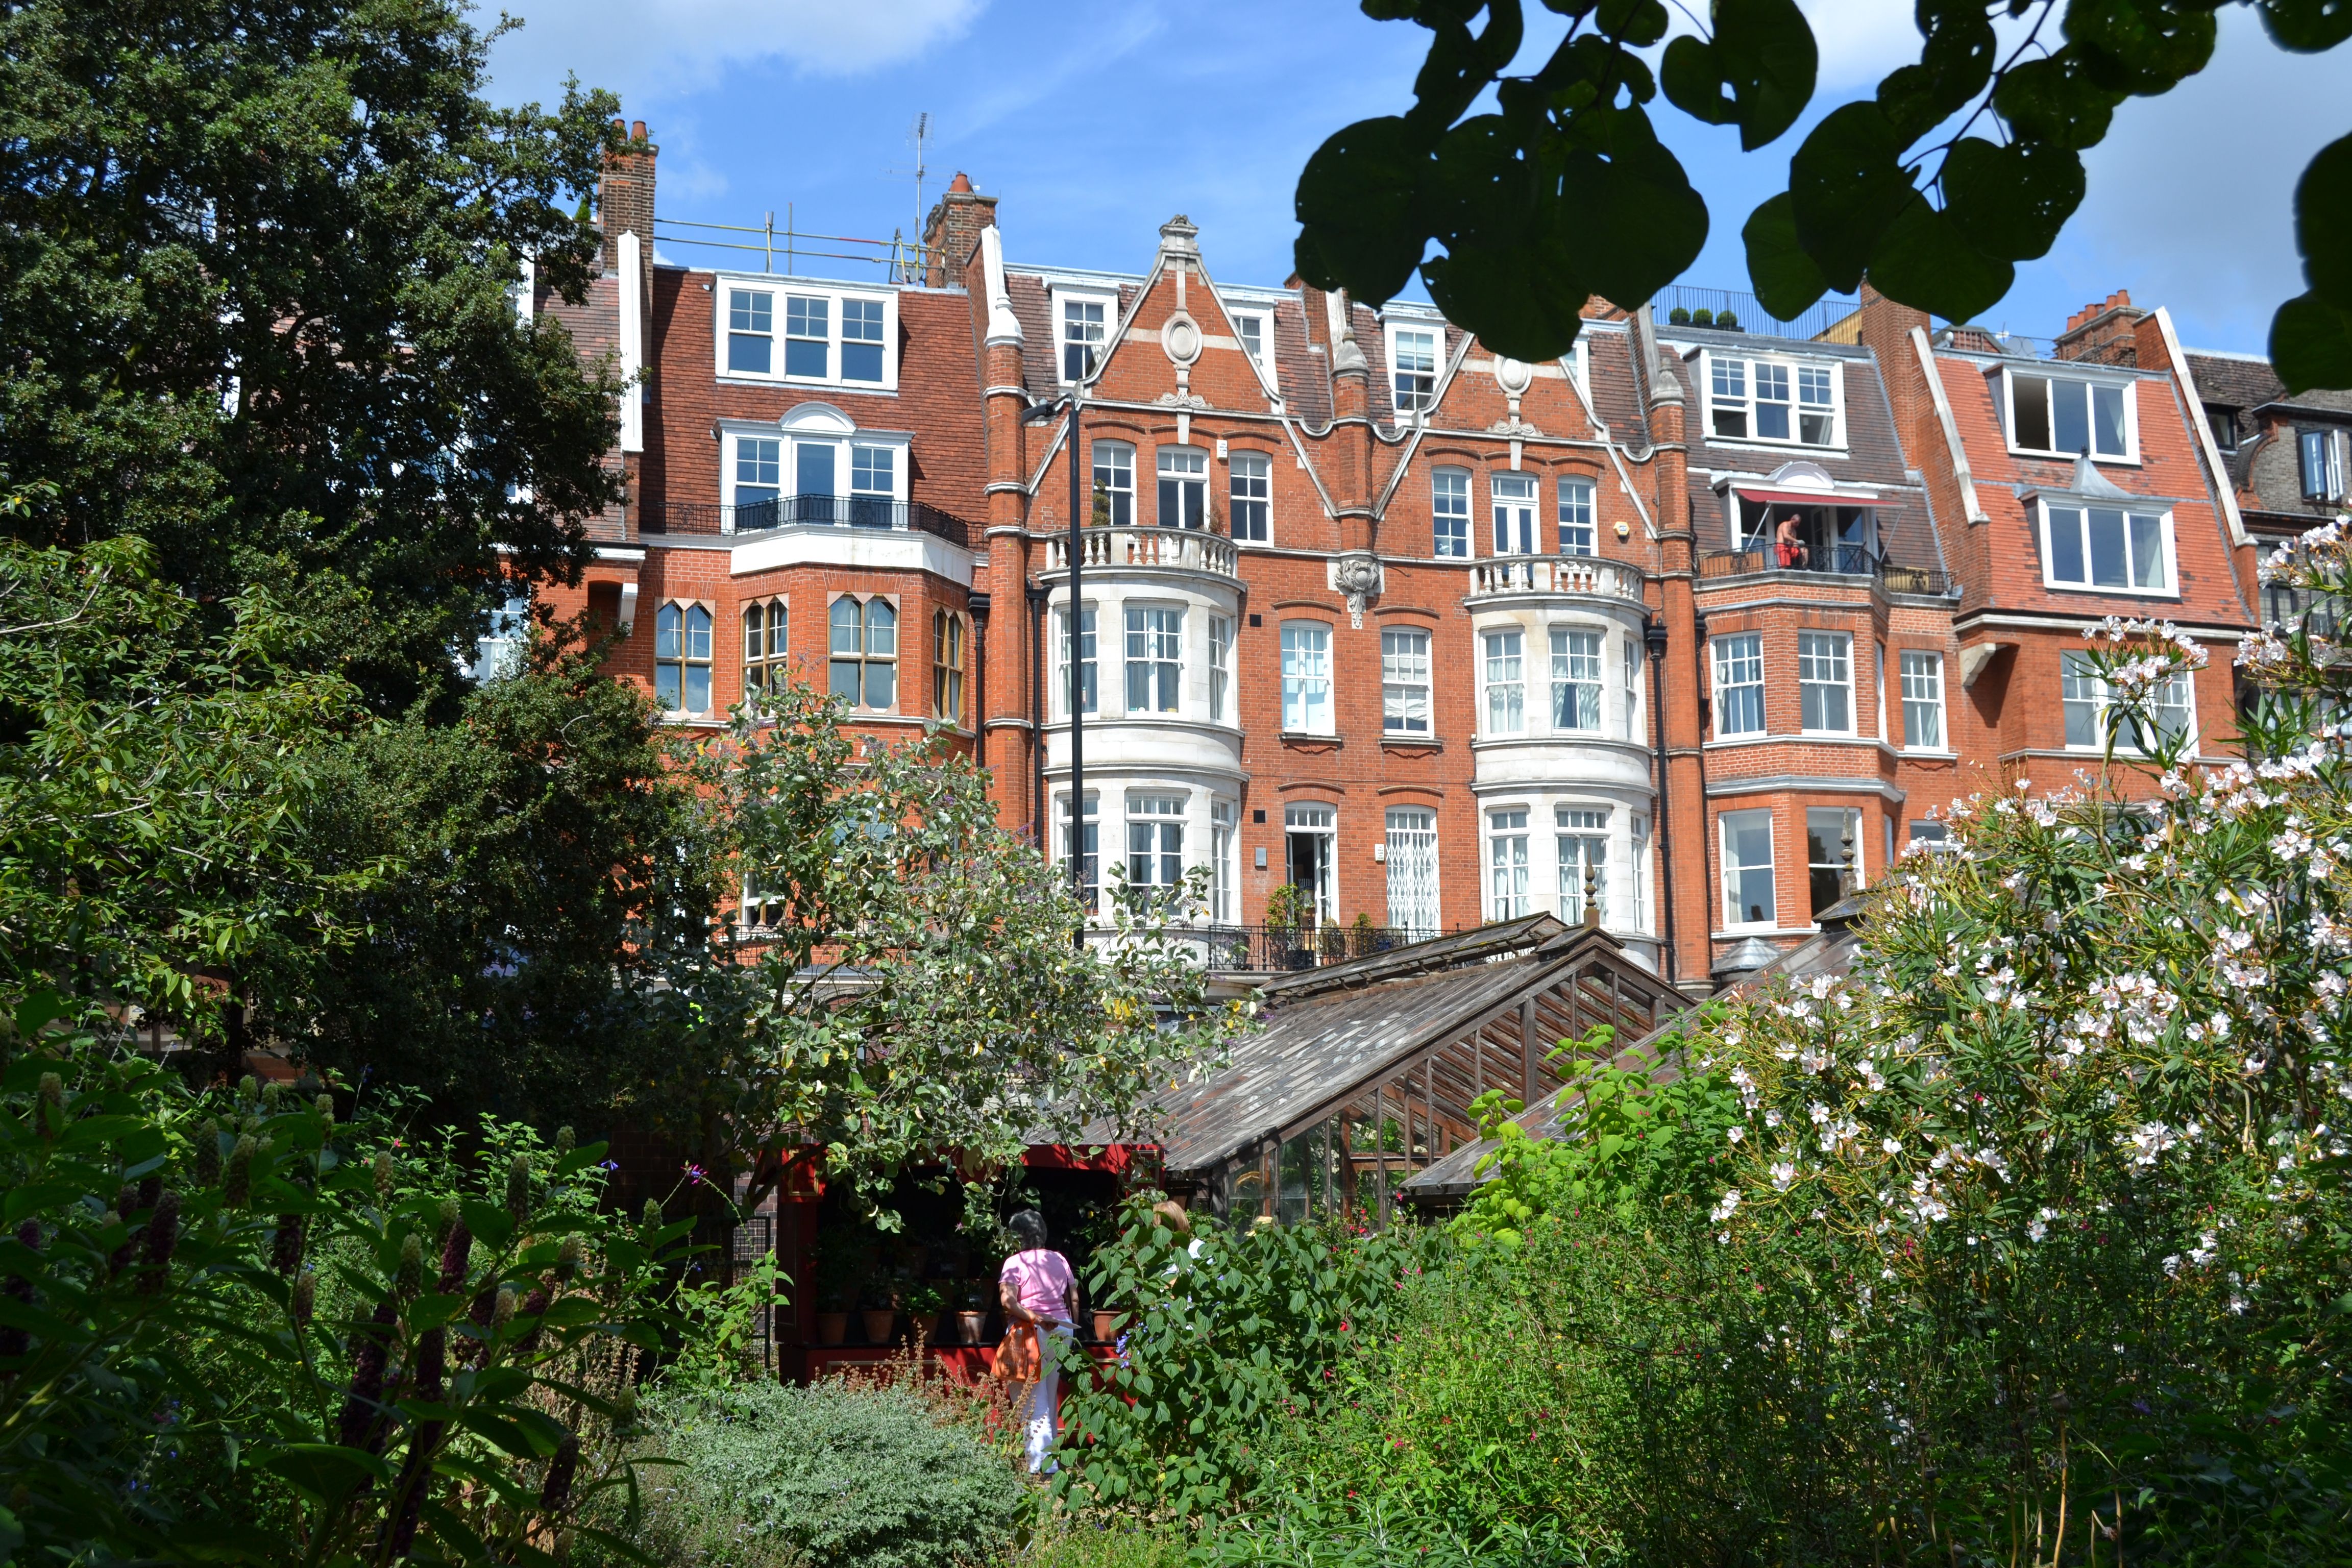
[[885, 113, 933, 284]]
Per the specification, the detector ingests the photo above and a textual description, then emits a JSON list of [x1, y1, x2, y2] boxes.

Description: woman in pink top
[[998, 1209, 1078, 1473]]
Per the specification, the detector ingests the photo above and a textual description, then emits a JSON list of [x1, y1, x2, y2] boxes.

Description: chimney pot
[[611, 117, 624, 134], [631, 120, 647, 141], [948, 171, 973, 193]]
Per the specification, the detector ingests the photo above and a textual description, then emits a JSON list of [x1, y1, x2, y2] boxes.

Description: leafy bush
[[639, 1379, 1031, 1568], [1054, 1203, 1442, 1521]]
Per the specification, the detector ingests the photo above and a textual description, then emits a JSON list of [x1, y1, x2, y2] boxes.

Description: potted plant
[[1264, 883, 1313, 971], [903, 1278, 946, 1344], [1350, 911, 1377, 958], [954, 1277, 993, 1345], [1092, 1305, 1123, 1344], [811, 1227, 859, 1347], [859, 1277, 897, 1348]]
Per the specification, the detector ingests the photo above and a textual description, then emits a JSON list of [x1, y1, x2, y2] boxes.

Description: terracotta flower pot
[[1093, 1310, 1121, 1343], [915, 1312, 942, 1343], [861, 1308, 897, 1345], [953, 1309, 988, 1345], [815, 1311, 848, 1346]]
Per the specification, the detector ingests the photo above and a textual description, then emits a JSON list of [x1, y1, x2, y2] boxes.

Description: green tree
[[0, 0, 628, 712], [1296, 0, 2352, 389]]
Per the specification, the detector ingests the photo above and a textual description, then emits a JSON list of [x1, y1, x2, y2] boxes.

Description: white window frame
[[722, 414, 911, 530], [2038, 499, 2176, 595], [1483, 627, 1526, 735], [1899, 650, 1946, 750], [1549, 625, 1603, 732], [1388, 323, 1440, 414], [826, 593, 898, 712], [2299, 428, 2346, 502], [1229, 306, 1276, 386], [1720, 808, 1777, 930], [1556, 806, 1608, 925], [1432, 467, 1472, 558], [1125, 794, 1188, 909], [1284, 802, 1338, 924], [1557, 475, 1598, 556], [2061, 650, 2196, 754], [1628, 813, 1652, 934], [712, 277, 899, 391], [2001, 365, 2138, 462], [1384, 806, 1440, 937], [1280, 621, 1333, 734], [1058, 792, 1100, 916], [1229, 448, 1272, 542], [1487, 808, 1531, 920], [1157, 446, 1209, 530], [465, 585, 532, 684], [1208, 615, 1233, 723], [1703, 351, 1844, 449], [655, 600, 714, 716], [1092, 439, 1136, 528], [1055, 602, 1097, 718], [1123, 603, 1184, 714], [1620, 636, 1641, 743], [743, 595, 788, 697], [1382, 627, 1432, 736], [1054, 287, 1116, 384], [1211, 800, 1238, 924], [1797, 630, 1853, 734], [1713, 632, 1766, 737], [1806, 806, 1864, 920], [1492, 473, 1539, 556]]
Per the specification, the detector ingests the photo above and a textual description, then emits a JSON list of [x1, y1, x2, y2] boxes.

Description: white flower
[[1770, 1162, 1797, 1191], [1881, 1137, 1903, 1154], [1709, 1190, 1743, 1223], [2027, 1218, 2048, 1242], [1726, 1125, 1745, 1144]]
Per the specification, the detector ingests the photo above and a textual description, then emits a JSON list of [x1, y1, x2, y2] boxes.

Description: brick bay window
[[827, 595, 897, 711], [742, 598, 787, 696], [1712, 633, 1766, 737], [1797, 631, 1853, 733], [1280, 621, 1333, 733], [1487, 808, 1531, 920], [655, 602, 713, 716], [1720, 808, 1776, 928], [2003, 367, 2133, 460], [1483, 628, 1526, 734]]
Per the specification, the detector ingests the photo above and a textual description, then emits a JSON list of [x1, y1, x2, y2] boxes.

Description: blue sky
[[484, 0, 2339, 355]]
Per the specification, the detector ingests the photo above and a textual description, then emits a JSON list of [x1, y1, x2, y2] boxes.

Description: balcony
[[1466, 555, 1645, 604], [1041, 526, 1238, 580], [639, 496, 971, 547], [1700, 547, 1953, 596], [1083, 923, 1441, 973]]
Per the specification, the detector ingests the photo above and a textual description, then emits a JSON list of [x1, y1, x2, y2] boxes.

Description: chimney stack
[[2053, 288, 2144, 367], [597, 119, 657, 277], [920, 172, 998, 289]]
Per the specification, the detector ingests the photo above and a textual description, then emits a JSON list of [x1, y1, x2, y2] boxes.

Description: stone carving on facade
[[1330, 551, 1384, 628]]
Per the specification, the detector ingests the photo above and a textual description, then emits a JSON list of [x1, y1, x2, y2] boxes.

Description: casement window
[[2205, 405, 2238, 451], [1550, 627, 1603, 731], [2061, 650, 2194, 752], [1211, 800, 1237, 924], [932, 609, 966, 724], [1208, 616, 1233, 722], [1284, 803, 1337, 923], [1558, 477, 1597, 556], [2041, 502, 2173, 592], [1126, 795, 1186, 908], [743, 598, 788, 696], [796, 442, 836, 518], [1874, 643, 1888, 740], [1807, 807, 1863, 917], [1385, 807, 1440, 937], [1620, 637, 1640, 742], [1492, 473, 1538, 555], [1433, 468, 1471, 558], [731, 435, 783, 527], [1061, 296, 1109, 382], [2301, 429, 2346, 501], [1059, 794, 1099, 915], [849, 446, 895, 527], [1381, 628, 1431, 735], [1483, 628, 1526, 734], [1798, 631, 1853, 733], [1629, 814, 1652, 933], [1900, 650, 1945, 749], [827, 596, 897, 709], [1721, 809, 1776, 927], [1230, 450, 1271, 542], [1280, 621, 1333, 732], [1391, 326, 1438, 412], [1713, 633, 1766, 736], [1709, 355, 1840, 446], [2006, 370, 2132, 459], [1124, 604, 1183, 713], [726, 288, 773, 374], [1231, 309, 1275, 383], [1557, 806, 1608, 924], [1092, 440, 1135, 527], [1157, 447, 1209, 529], [1487, 808, 1531, 920], [717, 280, 895, 388], [463, 586, 532, 685], [655, 602, 714, 715], [1056, 604, 1097, 717]]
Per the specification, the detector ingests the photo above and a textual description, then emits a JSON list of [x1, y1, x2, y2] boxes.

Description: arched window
[[655, 602, 713, 714], [828, 596, 897, 710], [743, 598, 787, 696], [932, 609, 966, 724]]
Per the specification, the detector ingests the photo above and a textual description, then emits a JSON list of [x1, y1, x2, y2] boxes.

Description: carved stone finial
[[1841, 822, 1858, 894], [1582, 860, 1601, 929]]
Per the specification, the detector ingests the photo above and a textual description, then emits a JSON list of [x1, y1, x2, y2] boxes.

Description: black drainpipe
[[1644, 613, 1676, 984], [1692, 613, 1714, 986], [1026, 583, 1048, 844]]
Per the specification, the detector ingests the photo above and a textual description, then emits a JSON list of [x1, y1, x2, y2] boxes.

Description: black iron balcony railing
[[640, 496, 972, 547], [1700, 547, 1954, 596], [1112, 924, 1439, 972]]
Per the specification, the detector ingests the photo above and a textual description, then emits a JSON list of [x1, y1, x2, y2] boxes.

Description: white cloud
[[1795, 0, 1926, 89], [480, 0, 985, 104]]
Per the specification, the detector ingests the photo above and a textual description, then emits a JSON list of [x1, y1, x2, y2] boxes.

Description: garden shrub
[[642, 1378, 1031, 1568]]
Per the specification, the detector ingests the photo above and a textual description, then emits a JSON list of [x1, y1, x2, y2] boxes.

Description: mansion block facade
[[537, 127, 2291, 995]]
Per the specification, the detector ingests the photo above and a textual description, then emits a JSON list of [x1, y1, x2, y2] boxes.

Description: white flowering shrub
[[1688, 583, 2352, 1559]]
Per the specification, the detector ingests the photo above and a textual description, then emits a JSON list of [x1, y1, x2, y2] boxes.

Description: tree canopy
[[1295, 0, 2351, 390]]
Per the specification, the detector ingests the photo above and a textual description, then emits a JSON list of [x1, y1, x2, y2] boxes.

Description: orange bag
[[992, 1321, 1040, 1384]]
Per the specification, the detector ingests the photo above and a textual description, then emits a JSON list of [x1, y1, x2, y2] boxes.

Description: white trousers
[[1023, 1324, 1071, 1473]]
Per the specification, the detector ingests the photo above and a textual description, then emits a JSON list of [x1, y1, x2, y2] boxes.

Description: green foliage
[[1053, 1203, 1442, 1522], [0, 1001, 697, 1564], [0, 0, 629, 710], [631, 1379, 1031, 1568], [1317, 2, 2351, 389], [1201, 1495, 1589, 1568], [1023, 1518, 1190, 1568]]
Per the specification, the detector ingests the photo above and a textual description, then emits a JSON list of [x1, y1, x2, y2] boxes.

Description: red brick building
[[525, 130, 2259, 996]]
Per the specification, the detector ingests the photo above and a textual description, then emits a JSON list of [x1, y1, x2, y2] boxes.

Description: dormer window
[[2040, 500, 2173, 593], [2005, 369, 2133, 460], [1390, 326, 1437, 412], [1230, 307, 1275, 383], [1707, 354, 1842, 447], [1060, 295, 1109, 381], [714, 278, 897, 390]]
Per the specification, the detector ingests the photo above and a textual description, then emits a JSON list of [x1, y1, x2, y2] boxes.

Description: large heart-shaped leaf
[[1993, 54, 2123, 149], [2272, 292, 2352, 395], [1293, 116, 1433, 304], [2295, 133, 2352, 309], [1868, 199, 2016, 325], [1557, 109, 1710, 310], [2258, 0, 2352, 49], [1942, 137, 2087, 262], [1658, 0, 1818, 149], [1788, 102, 1916, 292]]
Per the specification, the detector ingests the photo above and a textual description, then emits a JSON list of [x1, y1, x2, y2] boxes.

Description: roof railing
[[638, 496, 972, 546]]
